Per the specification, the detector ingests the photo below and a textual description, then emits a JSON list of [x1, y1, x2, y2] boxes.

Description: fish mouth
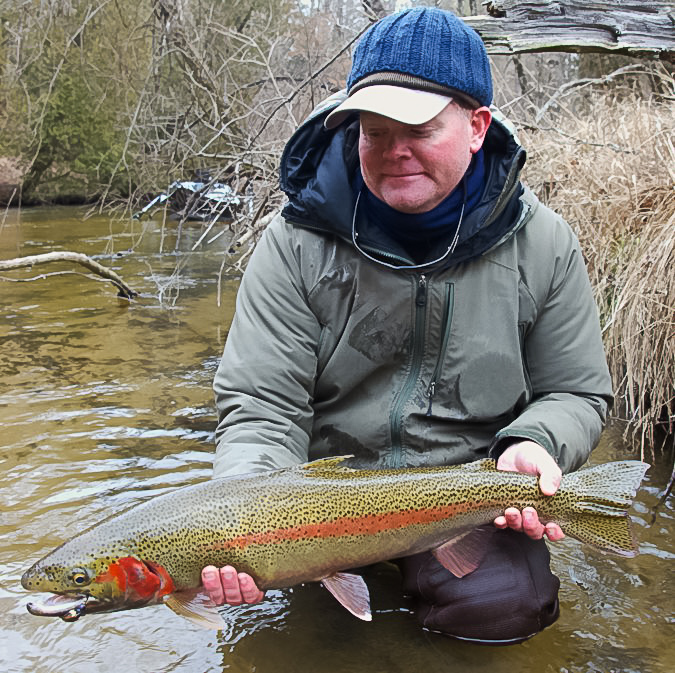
[[26, 593, 107, 622]]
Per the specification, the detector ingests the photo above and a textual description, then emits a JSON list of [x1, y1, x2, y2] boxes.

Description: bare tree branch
[[0, 252, 137, 299]]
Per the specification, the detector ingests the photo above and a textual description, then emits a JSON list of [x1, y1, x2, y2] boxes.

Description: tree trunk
[[467, 1, 674, 60]]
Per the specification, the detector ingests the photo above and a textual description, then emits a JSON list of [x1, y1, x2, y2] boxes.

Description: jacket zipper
[[390, 274, 428, 467], [518, 322, 533, 402], [426, 282, 455, 416]]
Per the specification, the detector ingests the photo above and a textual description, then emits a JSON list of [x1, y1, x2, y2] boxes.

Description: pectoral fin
[[164, 590, 227, 630], [432, 526, 496, 577], [321, 572, 372, 621]]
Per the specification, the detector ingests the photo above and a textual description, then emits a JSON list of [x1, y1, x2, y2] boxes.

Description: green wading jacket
[[212, 94, 613, 478]]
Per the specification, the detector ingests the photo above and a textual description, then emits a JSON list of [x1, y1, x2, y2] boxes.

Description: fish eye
[[69, 568, 90, 586]]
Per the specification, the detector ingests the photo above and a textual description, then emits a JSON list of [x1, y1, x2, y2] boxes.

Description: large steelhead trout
[[22, 457, 648, 628]]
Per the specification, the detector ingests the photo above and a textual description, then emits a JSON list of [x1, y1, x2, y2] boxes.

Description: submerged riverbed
[[0, 207, 673, 673]]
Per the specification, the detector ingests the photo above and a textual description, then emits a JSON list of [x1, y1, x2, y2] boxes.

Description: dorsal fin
[[300, 456, 355, 471], [462, 459, 498, 472]]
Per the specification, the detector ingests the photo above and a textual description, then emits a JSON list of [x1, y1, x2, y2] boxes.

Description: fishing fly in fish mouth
[[21, 457, 649, 629]]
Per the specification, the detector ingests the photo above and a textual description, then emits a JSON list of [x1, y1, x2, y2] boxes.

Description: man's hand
[[201, 565, 265, 606], [493, 440, 565, 542]]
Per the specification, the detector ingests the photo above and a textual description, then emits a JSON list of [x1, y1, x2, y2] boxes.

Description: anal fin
[[321, 572, 372, 621], [432, 526, 496, 577], [164, 589, 227, 630]]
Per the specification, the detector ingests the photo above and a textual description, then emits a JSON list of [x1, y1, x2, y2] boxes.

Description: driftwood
[[466, 1, 675, 60], [0, 252, 137, 299]]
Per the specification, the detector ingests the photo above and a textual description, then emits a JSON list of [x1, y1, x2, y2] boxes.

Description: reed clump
[[518, 72, 674, 450]]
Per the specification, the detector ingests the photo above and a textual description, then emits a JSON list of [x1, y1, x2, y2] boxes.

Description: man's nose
[[382, 135, 412, 160]]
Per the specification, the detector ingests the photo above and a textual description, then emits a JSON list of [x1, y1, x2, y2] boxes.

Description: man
[[202, 7, 612, 644]]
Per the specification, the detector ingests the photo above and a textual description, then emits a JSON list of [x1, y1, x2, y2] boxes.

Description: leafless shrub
[[515, 64, 674, 451], [101, 2, 367, 247]]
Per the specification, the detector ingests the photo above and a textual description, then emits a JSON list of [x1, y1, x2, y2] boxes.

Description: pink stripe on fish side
[[206, 502, 482, 551]]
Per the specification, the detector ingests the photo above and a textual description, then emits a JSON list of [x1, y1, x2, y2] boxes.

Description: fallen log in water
[[0, 251, 137, 299]]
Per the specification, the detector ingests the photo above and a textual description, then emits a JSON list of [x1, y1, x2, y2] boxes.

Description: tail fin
[[562, 461, 649, 557]]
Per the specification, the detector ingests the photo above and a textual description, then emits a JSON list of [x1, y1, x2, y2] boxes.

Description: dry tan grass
[[517, 73, 674, 451]]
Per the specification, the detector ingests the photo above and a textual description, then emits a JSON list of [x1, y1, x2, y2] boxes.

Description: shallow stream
[[0, 207, 672, 673]]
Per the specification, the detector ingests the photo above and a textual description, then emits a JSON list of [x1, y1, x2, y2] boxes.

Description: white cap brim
[[324, 85, 452, 129]]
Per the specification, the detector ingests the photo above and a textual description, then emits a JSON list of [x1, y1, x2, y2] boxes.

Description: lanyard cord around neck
[[351, 177, 467, 271]]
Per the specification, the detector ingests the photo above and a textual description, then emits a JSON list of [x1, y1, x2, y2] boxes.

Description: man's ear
[[469, 107, 492, 153]]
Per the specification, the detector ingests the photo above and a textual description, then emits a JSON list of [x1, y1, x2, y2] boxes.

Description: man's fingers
[[239, 573, 265, 603], [202, 566, 264, 606], [538, 469, 562, 497], [494, 507, 521, 530], [544, 522, 565, 541], [202, 565, 225, 605], [505, 507, 522, 529], [221, 566, 244, 605], [494, 506, 563, 542], [496, 441, 563, 497], [521, 506, 545, 539]]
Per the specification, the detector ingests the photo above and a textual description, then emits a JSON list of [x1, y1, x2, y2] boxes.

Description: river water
[[0, 207, 672, 673]]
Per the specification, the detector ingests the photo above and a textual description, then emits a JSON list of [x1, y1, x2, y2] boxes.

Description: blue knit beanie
[[348, 7, 492, 108]]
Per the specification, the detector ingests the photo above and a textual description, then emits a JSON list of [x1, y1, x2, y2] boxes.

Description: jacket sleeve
[[489, 202, 613, 473], [212, 216, 321, 478]]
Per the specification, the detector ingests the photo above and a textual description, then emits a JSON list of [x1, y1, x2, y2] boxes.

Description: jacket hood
[[280, 91, 527, 268]]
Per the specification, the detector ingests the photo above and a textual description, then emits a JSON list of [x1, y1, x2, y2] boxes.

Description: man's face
[[358, 102, 491, 214]]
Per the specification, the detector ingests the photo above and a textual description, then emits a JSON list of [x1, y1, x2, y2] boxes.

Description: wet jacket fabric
[[212, 94, 613, 478]]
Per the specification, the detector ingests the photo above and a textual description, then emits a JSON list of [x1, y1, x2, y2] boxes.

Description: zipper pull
[[426, 381, 436, 416], [416, 275, 427, 307]]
